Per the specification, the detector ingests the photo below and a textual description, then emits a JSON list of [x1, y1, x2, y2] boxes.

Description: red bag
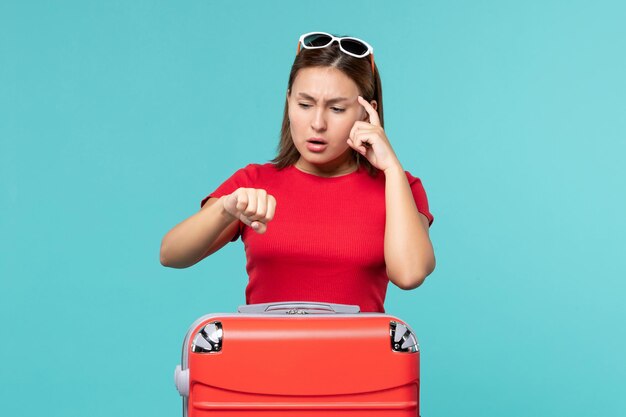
[[174, 301, 420, 416]]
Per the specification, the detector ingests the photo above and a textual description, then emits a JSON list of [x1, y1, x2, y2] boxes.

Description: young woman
[[160, 32, 435, 312]]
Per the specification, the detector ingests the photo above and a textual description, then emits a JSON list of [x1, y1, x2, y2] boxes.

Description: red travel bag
[[174, 301, 420, 416]]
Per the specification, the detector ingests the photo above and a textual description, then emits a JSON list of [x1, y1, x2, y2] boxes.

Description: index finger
[[357, 96, 381, 126]]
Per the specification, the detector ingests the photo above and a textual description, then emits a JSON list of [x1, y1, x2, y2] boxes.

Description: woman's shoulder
[[240, 162, 280, 172], [233, 162, 282, 177], [222, 163, 286, 185]]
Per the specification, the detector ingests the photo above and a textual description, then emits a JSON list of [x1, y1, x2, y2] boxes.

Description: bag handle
[[237, 301, 360, 315]]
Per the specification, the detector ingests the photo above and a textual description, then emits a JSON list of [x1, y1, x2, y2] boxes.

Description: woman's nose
[[311, 108, 327, 131]]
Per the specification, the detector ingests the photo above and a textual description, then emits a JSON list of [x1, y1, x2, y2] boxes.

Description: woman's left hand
[[348, 96, 401, 172]]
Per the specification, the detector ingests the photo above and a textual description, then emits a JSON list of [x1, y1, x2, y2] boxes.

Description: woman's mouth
[[306, 138, 328, 152]]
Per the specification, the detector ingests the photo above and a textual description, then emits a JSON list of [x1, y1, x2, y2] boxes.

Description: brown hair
[[271, 40, 384, 176]]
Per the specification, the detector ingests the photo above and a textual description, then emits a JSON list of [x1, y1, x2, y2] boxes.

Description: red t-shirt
[[202, 163, 433, 312]]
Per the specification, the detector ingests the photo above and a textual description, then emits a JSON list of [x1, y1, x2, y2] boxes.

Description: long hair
[[271, 39, 384, 176]]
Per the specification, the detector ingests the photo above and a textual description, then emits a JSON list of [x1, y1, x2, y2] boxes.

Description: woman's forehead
[[291, 67, 360, 99]]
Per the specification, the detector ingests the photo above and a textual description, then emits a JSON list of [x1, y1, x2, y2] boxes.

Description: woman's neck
[[294, 157, 358, 178]]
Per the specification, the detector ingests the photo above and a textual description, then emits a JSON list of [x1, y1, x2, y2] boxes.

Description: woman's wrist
[[217, 196, 238, 222], [383, 160, 404, 176]]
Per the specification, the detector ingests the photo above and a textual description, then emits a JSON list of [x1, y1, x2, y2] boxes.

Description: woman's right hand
[[222, 188, 277, 234]]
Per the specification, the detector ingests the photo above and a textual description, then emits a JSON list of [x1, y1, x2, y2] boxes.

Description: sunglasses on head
[[297, 31, 376, 74]]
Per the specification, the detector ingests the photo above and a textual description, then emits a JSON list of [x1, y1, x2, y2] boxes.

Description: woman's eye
[[298, 103, 312, 109], [331, 107, 345, 113]]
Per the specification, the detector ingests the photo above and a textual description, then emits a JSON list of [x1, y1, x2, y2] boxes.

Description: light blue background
[[1, 1, 625, 416]]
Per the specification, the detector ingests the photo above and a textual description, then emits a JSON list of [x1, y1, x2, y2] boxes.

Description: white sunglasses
[[297, 31, 375, 73]]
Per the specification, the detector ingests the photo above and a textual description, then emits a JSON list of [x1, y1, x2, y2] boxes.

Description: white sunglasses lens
[[302, 33, 333, 47], [340, 39, 369, 56]]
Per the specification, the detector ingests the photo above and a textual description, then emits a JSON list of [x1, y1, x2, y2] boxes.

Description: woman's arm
[[348, 96, 435, 289], [160, 189, 277, 268], [382, 167, 435, 289], [160, 197, 239, 268]]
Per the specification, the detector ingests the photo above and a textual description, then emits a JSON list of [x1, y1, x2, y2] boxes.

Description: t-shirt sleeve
[[200, 165, 258, 240], [200, 165, 257, 207], [405, 172, 434, 227]]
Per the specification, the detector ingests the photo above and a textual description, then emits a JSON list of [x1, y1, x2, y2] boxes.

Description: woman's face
[[287, 66, 368, 176]]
